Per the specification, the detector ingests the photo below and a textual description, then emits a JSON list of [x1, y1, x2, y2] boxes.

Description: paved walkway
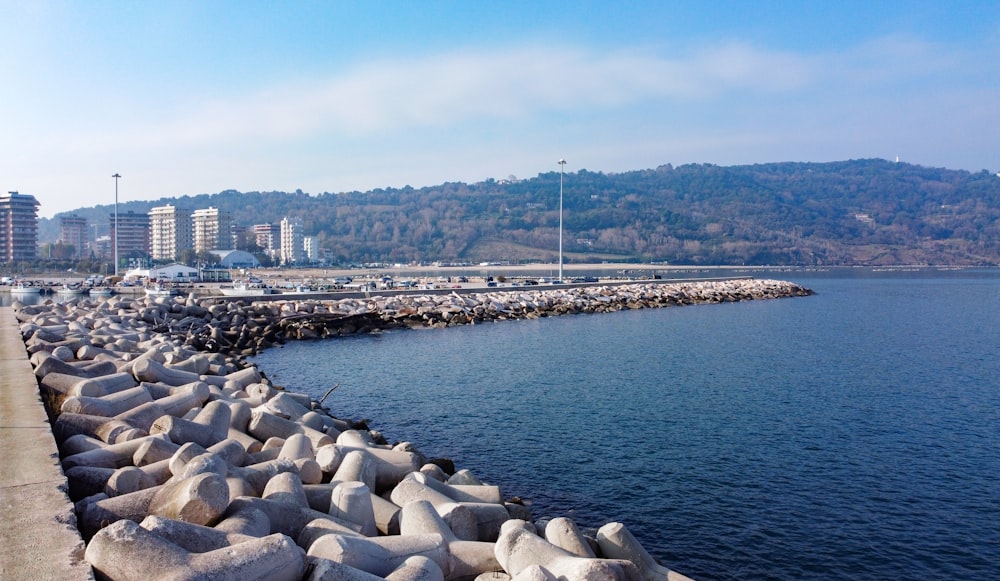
[[0, 306, 93, 579]]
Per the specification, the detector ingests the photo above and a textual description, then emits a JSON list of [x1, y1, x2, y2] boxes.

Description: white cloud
[[78, 43, 823, 149], [25, 36, 976, 161]]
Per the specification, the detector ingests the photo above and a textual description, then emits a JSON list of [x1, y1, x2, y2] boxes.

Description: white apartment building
[[303, 235, 317, 261], [149, 204, 192, 261], [192, 207, 232, 252], [280, 216, 303, 265]]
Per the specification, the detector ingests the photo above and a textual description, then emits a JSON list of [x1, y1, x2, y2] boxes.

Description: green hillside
[[41, 159, 1000, 266]]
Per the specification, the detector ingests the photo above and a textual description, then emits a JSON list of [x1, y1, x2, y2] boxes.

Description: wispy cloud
[[109, 36, 975, 151], [94, 43, 821, 147]]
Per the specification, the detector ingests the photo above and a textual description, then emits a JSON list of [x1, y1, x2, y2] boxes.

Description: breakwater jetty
[[2, 278, 810, 580], [183, 278, 813, 355]]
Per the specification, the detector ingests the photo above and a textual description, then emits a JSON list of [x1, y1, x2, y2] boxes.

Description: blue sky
[[2, 1, 998, 218]]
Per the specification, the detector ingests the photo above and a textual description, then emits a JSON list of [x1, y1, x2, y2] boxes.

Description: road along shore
[[4, 278, 811, 580]]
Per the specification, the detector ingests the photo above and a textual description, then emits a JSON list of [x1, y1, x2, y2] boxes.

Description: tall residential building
[[192, 207, 232, 252], [92, 236, 111, 260], [253, 223, 278, 253], [59, 214, 88, 258], [149, 204, 192, 262], [303, 235, 317, 262], [0, 191, 40, 262], [111, 210, 151, 261], [280, 217, 303, 265]]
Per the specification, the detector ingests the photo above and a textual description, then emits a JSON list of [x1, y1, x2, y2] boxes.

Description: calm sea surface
[[251, 272, 999, 580]]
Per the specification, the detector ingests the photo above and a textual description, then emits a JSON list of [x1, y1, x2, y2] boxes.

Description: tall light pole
[[557, 159, 566, 282], [112, 173, 121, 276]]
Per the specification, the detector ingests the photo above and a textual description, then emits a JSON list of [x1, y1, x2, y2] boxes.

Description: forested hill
[[45, 159, 1000, 266]]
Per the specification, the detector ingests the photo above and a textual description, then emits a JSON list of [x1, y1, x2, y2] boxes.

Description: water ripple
[[253, 275, 1000, 580]]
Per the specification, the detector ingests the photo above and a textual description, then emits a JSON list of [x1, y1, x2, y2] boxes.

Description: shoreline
[[3, 278, 812, 580]]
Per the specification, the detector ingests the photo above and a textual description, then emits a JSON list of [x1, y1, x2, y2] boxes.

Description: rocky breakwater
[[367, 279, 813, 331], [12, 279, 810, 580], [176, 278, 813, 355]]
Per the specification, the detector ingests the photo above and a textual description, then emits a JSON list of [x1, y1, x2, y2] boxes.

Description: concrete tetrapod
[[544, 517, 596, 558], [149, 400, 232, 448], [85, 518, 305, 581], [333, 449, 378, 491], [68, 371, 139, 397], [302, 482, 402, 536], [329, 481, 379, 537], [305, 556, 387, 581], [224, 495, 364, 540], [307, 533, 451, 579], [398, 499, 500, 580], [391, 473, 504, 542], [61, 385, 154, 417], [493, 520, 640, 581], [248, 408, 335, 450], [597, 522, 696, 581], [77, 472, 230, 539], [139, 514, 258, 552], [384, 555, 446, 581], [414, 473, 509, 541], [506, 564, 558, 580], [336, 430, 424, 493], [62, 433, 172, 471], [262, 471, 310, 506]]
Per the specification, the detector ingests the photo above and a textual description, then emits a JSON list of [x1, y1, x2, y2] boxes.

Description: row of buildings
[[1, 191, 316, 266]]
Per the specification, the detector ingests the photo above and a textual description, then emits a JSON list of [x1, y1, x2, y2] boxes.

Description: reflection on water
[[0, 289, 130, 307], [1, 290, 48, 307]]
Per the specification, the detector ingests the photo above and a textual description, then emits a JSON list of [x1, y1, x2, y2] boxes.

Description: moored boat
[[145, 283, 179, 297], [56, 283, 88, 295], [10, 280, 42, 294], [219, 280, 276, 297]]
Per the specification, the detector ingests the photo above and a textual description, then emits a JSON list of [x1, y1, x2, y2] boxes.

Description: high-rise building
[[280, 217, 303, 265], [149, 204, 192, 262], [59, 214, 88, 258], [112, 210, 151, 262], [303, 235, 317, 261], [253, 223, 278, 253], [192, 207, 232, 252], [91, 236, 111, 260], [0, 191, 40, 262]]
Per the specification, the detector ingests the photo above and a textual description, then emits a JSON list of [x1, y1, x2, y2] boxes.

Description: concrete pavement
[[0, 306, 93, 579]]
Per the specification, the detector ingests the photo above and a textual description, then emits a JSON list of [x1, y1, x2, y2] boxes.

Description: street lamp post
[[558, 159, 566, 282], [112, 173, 121, 276]]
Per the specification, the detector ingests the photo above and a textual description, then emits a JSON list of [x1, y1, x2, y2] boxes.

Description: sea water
[[252, 272, 1000, 580]]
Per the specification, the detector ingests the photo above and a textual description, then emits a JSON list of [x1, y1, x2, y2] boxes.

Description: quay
[[0, 306, 93, 579], [0, 279, 811, 580]]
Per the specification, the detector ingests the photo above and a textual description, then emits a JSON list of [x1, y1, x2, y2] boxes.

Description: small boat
[[56, 283, 88, 295], [219, 280, 276, 297], [89, 287, 114, 297], [10, 280, 41, 294], [145, 283, 179, 297]]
